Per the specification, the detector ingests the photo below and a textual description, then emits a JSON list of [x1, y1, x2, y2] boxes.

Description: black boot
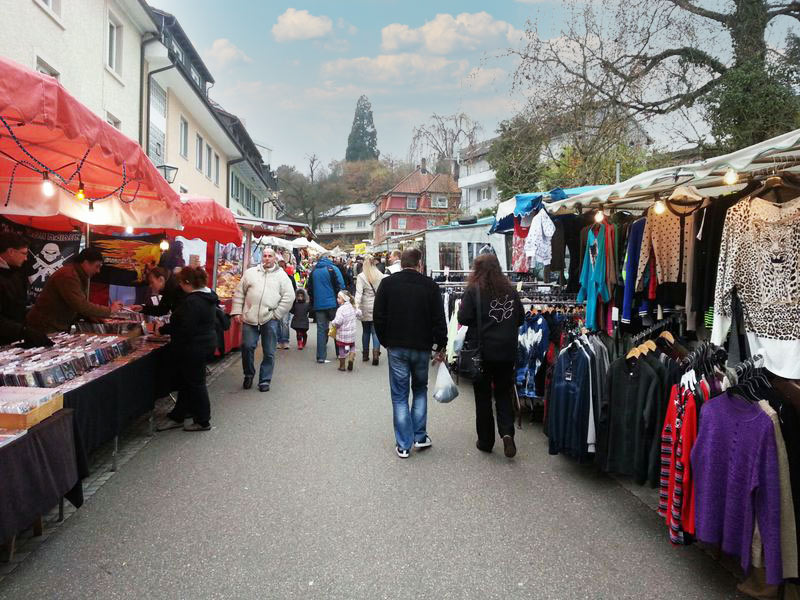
[[243, 376, 253, 390], [362, 350, 370, 362]]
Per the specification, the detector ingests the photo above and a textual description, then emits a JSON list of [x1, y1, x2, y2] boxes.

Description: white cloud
[[321, 53, 469, 84], [336, 17, 358, 35], [272, 8, 333, 42], [463, 66, 506, 90], [381, 12, 520, 54], [204, 38, 252, 69]]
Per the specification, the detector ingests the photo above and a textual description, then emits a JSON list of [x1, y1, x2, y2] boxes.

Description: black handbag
[[460, 286, 484, 380]]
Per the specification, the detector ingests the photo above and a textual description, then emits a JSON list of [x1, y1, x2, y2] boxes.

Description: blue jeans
[[387, 347, 430, 450], [278, 312, 291, 344], [242, 320, 278, 384], [315, 309, 337, 361], [361, 321, 380, 353]]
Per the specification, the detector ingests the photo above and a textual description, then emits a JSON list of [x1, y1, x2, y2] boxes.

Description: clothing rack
[[630, 313, 683, 344]]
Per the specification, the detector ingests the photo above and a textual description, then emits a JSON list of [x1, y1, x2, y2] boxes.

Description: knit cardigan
[[691, 392, 783, 584], [331, 302, 361, 344]]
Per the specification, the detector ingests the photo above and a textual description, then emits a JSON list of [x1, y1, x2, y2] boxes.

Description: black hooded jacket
[[0, 263, 28, 344], [142, 273, 186, 317], [159, 289, 218, 356]]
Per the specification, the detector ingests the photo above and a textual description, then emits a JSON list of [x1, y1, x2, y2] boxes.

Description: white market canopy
[[548, 127, 800, 211]]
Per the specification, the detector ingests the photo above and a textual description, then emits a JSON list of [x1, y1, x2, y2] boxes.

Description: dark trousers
[[473, 360, 515, 449], [169, 350, 211, 426]]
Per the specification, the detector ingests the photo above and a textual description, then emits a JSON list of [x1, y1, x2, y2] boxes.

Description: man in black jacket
[[374, 248, 447, 459], [0, 232, 52, 347]]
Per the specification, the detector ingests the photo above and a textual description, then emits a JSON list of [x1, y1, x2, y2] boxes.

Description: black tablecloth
[[0, 409, 87, 542], [63, 345, 172, 456]]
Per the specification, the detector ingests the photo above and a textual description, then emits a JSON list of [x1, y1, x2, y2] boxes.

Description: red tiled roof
[[385, 168, 460, 196]]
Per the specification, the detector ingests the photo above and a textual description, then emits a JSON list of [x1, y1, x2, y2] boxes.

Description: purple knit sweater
[[691, 392, 783, 584]]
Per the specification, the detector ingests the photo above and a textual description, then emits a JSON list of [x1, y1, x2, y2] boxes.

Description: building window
[[105, 112, 121, 129], [406, 196, 418, 210], [438, 242, 463, 271], [196, 134, 203, 171], [35, 0, 62, 19], [481, 188, 491, 201], [107, 12, 123, 74], [172, 41, 184, 64], [356, 220, 366, 229], [214, 154, 220, 185], [397, 218, 407, 230], [190, 66, 201, 87], [432, 195, 448, 209], [205, 144, 212, 178], [179, 117, 188, 158], [35, 57, 59, 80]]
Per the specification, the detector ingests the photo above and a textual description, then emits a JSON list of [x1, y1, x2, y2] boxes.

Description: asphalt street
[[1, 330, 747, 599]]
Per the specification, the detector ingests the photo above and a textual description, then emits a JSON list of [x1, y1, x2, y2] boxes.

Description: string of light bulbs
[[0, 115, 141, 210]]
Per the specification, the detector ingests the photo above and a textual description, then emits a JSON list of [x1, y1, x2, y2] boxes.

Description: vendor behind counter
[[26, 246, 122, 334]]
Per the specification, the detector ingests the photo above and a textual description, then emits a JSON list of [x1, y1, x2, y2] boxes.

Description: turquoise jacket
[[576, 224, 610, 330]]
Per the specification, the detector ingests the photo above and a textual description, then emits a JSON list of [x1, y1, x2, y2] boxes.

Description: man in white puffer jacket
[[231, 248, 295, 392]]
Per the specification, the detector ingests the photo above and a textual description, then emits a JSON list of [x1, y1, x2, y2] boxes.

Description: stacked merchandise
[[0, 333, 134, 387], [0, 387, 61, 446]]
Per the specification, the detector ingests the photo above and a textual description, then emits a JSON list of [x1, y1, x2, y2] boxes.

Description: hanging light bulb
[[125, 226, 134, 234], [594, 207, 605, 223], [75, 178, 85, 202], [653, 199, 666, 215], [41, 173, 55, 197], [723, 168, 738, 186], [159, 239, 170, 251]]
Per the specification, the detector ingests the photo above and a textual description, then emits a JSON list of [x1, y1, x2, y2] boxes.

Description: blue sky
[[151, 1, 559, 171]]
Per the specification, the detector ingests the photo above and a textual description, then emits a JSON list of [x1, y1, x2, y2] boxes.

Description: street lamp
[[156, 164, 179, 184]]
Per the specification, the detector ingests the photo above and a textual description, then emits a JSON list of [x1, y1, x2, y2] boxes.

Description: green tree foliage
[[539, 143, 651, 190], [486, 116, 543, 199], [345, 95, 379, 162]]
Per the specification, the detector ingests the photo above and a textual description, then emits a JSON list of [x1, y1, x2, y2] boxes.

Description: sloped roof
[[320, 203, 375, 219], [386, 168, 460, 196]]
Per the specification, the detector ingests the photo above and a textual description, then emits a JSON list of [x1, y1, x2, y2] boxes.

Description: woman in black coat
[[156, 266, 218, 432], [458, 254, 524, 457]]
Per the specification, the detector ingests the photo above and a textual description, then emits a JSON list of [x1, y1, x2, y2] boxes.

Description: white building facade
[[0, 0, 157, 143], [458, 139, 498, 216], [316, 203, 375, 246]]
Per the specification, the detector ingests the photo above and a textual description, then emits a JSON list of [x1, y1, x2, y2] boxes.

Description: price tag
[[564, 368, 573, 382], [612, 307, 620, 322], [517, 281, 523, 292], [540, 286, 551, 294], [444, 266, 450, 277]]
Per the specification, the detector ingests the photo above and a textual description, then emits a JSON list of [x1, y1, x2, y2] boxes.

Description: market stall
[[0, 56, 183, 550], [492, 128, 800, 595]]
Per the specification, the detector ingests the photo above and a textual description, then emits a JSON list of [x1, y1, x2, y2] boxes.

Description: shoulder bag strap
[[475, 286, 482, 355]]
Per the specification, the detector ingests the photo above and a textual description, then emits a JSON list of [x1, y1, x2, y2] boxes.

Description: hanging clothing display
[[511, 232, 528, 273], [524, 209, 556, 266], [635, 191, 704, 308], [691, 391, 783, 585], [516, 312, 550, 400], [711, 195, 800, 379], [577, 224, 610, 330]]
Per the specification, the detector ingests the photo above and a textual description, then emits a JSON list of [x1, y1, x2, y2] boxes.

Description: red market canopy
[[0, 56, 181, 229], [174, 195, 242, 245], [4, 195, 242, 246]]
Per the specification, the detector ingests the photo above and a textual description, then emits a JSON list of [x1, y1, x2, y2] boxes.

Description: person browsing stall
[[0, 232, 52, 346], [231, 247, 295, 392], [26, 246, 122, 334], [131, 266, 185, 316], [155, 266, 219, 432]]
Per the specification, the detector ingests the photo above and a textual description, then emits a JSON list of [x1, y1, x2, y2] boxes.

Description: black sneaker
[[475, 440, 493, 453], [503, 435, 517, 458], [395, 446, 410, 459], [258, 383, 270, 392], [243, 376, 253, 390], [413, 436, 432, 450]]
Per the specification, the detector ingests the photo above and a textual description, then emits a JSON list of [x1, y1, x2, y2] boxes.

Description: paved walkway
[[1, 333, 746, 599]]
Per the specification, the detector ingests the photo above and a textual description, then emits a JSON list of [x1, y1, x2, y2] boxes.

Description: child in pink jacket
[[331, 291, 361, 372]]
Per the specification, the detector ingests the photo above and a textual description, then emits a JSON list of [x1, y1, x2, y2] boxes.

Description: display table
[[58, 340, 172, 456], [0, 409, 87, 547]]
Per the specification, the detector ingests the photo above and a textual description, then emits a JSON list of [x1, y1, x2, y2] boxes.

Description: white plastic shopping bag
[[453, 325, 468, 354], [433, 362, 459, 403]]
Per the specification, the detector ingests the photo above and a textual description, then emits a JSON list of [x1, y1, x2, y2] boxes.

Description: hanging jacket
[[576, 224, 610, 330]]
